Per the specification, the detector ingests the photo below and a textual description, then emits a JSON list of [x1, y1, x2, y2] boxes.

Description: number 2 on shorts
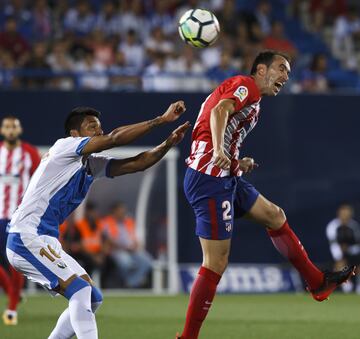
[[222, 200, 231, 220]]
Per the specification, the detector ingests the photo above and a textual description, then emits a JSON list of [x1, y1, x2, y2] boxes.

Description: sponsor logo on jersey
[[57, 261, 67, 269], [233, 86, 248, 102]]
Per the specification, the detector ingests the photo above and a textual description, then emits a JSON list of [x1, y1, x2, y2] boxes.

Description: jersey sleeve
[[22, 143, 41, 175], [51, 137, 91, 158], [29, 145, 41, 175], [87, 154, 114, 179], [218, 77, 257, 112]]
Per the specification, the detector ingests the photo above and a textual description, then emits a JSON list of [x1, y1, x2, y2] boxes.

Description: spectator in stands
[[254, 0, 272, 36], [109, 50, 140, 90], [89, 29, 115, 67], [2, 0, 33, 39], [263, 20, 298, 60], [47, 39, 75, 90], [118, 29, 145, 71], [102, 202, 153, 288], [0, 16, 30, 65], [51, 0, 70, 38], [142, 51, 173, 91], [73, 48, 109, 90], [332, 6, 360, 70], [167, 45, 208, 91], [0, 50, 19, 88], [120, 0, 147, 41], [300, 53, 329, 93], [207, 51, 238, 88], [145, 26, 174, 60], [73, 202, 113, 284], [326, 204, 360, 293], [95, 0, 122, 38], [310, 0, 347, 33], [216, 0, 242, 37], [64, 0, 96, 37], [147, 0, 176, 36], [32, 0, 52, 40], [21, 41, 51, 88]]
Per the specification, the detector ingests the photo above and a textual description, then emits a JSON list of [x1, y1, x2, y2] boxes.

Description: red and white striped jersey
[[0, 142, 41, 219], [186, 75, 261, 177]]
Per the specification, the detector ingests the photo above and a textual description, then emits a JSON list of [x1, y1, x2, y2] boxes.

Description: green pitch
[[1, 293, 359, 338]]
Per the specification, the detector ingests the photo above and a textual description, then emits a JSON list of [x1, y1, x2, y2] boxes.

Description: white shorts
[[6, 232, 87, 292]]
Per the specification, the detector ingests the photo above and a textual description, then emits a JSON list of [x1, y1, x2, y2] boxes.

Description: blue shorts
[[0, 219, 10, 267], [183, 167, 259, 240]]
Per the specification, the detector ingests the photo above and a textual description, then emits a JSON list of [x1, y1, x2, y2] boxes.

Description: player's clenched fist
[[238, 157, 258, 173], [162, 101, 186, 122], [213, 149, 231, 170]]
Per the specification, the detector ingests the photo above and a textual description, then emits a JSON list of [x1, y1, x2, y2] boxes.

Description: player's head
[[250, 50, 291, 96], [64, 107, 103, 137], [0, 115, 23, 144], [337, 204, 354, 223], [111, 201, 127, 221], [84, 201, 99, 221]]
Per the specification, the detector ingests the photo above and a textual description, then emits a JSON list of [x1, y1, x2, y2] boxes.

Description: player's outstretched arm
[[211, 99, 235, 170], [107, 121, 191, 177], [82, 101, 186, 155]]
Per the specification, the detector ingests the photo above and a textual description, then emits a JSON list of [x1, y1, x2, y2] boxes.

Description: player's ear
[[69, 129, 80, 137], [257, 64, 267, 76]]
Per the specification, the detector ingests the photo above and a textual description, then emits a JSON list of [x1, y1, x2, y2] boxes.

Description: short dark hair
[[250, 50, 290, 75], [64, 107, 101, 136], [1, 114, 20, 126]]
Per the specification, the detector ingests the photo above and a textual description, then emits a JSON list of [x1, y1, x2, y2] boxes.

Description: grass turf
[[0, 293, 359, 338]]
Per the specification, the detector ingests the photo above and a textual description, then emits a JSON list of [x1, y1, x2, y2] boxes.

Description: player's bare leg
[[178, 238, 230, 339], [245, 194, 355, 301]]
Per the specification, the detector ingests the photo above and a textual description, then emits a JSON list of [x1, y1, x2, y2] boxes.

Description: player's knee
[[205, 255, 229, 275], [63, 276, 91, 300], [91, 285, 103, 313], [217, 256, 229, 274], [266, 205, 286, 229]]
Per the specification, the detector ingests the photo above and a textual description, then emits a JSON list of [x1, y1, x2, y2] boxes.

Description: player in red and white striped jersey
[[0, 115, 41, 325], [177, 51, 355, 339], [186, 74, 260, 177]]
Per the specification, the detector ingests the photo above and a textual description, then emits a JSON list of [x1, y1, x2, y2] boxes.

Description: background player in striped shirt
[[6, 102, 189, 339], [0, 115, 41, 325], [177, 51, 355, 339]]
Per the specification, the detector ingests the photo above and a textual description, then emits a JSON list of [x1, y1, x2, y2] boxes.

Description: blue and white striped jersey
[[8, 136, 113, 238]]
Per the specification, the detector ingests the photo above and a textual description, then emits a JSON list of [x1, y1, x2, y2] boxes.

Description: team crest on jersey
[[234, 86, 248, 102]]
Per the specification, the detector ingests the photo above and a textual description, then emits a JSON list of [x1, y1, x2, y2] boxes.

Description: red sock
[[181, 266, 221, 339], [267, 220, 323, 290], [0, 265, 11, 295], [0, 265, 15, 310], [8, 266, 24, 310]]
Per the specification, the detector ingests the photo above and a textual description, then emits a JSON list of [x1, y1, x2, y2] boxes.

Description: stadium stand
[[0, 0, 359, 92]]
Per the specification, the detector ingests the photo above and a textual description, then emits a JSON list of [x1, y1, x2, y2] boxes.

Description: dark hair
[[250, 50, 290, 75], [1, 114, 20, 125], [64, 107, 101, 136]]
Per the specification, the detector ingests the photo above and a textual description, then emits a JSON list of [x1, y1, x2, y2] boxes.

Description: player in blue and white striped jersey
[[6, 103, 189, 339]]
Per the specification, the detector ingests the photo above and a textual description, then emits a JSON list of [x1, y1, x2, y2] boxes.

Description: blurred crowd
[[60, 201, 153, 289], [0, 0, 359, 92]]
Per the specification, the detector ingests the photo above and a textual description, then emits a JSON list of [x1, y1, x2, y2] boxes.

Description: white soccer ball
[[178, 9, 220, 48]]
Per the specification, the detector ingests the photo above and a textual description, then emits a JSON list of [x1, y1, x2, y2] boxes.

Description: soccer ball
[[178, 9, 220, 48]]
